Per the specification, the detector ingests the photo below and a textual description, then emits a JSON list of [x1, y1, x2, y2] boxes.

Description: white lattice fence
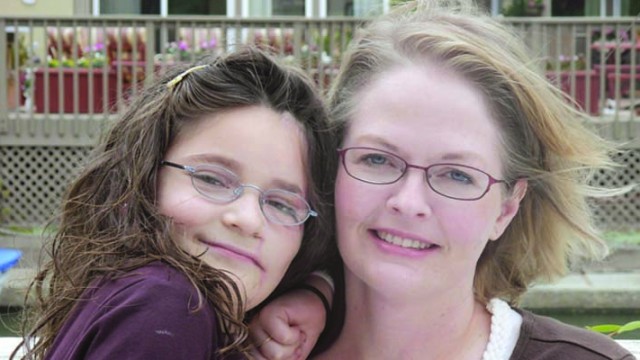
[[590, 149, 640, 231], [0, 145, 91, 227]]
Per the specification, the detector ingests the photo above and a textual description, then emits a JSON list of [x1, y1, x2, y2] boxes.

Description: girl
[[16, 47, 336, 359]]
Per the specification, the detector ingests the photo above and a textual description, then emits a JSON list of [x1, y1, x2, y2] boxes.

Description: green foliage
[[1, 225, 51, 236], [587, 321, 640, 337], [545, 55, 587, 71], [0, 179, 9, 223], [586, 232, 640, 338], [8, 35, 29, 69], [47, 53, 106, 68], [390, 0, 411, 7], [503, 0, 544, 17], [604, 231, 640, 246]]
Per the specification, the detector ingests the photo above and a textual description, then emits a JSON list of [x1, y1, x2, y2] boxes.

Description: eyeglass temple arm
[[160, 160, 188, 171]]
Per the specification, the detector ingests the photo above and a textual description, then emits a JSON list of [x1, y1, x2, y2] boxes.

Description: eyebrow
[[352, 135, 400, 152], [353, 134, 487, 165], [270, 179, 304, 195], [186, 153, 305, 195], [188, 153, 240, 171], [439, 152, 485, 164]]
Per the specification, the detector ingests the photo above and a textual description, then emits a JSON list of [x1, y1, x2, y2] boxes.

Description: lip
[[198, 238, 264, 271], [369, 228, 440, 257]]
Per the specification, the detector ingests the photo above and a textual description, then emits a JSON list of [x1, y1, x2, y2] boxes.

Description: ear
[[489, 179, 527, 241]]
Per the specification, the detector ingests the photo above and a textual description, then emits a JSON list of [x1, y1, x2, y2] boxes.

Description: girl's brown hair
[[18, 47, 336, 358]]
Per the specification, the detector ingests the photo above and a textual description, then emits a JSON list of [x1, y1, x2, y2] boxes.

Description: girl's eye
[[193, 172, 233, 188], [265, 199, 299, 220]]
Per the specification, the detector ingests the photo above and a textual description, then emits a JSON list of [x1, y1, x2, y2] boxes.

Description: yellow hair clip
[[166, 64, 208, 89]]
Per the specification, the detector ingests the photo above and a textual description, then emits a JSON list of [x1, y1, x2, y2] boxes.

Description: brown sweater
[[510, 309, 635, 360]]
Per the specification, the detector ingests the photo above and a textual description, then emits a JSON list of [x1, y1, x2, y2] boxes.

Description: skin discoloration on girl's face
[[336, 63, 525, 300], [157, 105, 309, 310]]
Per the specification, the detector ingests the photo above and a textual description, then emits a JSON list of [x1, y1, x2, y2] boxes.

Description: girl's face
[[157, 105, 308, 310], [336, 64, 525, 300]]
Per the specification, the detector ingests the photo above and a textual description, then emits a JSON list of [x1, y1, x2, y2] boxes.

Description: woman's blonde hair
[[329, 0, 623, 304]]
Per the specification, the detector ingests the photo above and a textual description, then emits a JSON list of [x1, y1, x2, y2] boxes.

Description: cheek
[[335, 170, 369, 223], [438, 199, 501, 246], [335, 170, 386, 241], [266, 229, 303, 275], [158, 191, 212, 228]]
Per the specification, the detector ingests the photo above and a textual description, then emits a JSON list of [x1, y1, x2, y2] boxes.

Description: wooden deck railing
[[0, 15, 639, 229], [1, 16, 639, 138]]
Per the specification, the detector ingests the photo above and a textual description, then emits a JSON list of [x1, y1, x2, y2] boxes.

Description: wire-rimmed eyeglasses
[[161, 161, 317, 225], [337, 147, 509, 201]]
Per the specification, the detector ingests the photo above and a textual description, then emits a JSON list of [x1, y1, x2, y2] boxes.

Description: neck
[[318, 269, 491, 360]]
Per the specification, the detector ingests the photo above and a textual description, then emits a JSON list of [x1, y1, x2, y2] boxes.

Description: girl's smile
[[197, 236, 265, 271]]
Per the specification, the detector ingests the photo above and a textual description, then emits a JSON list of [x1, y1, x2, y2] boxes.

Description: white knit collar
[[482, 298, 523, 360]]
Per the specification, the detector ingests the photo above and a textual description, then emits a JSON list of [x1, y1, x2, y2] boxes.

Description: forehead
[[347, 64, 503, 169], [168, 106, 309, 190]]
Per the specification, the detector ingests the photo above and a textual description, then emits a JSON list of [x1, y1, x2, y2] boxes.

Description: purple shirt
[[45, 262, 245, 359]]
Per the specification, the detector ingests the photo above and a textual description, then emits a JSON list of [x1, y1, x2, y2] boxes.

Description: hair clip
[[166, 64, 208, 89]]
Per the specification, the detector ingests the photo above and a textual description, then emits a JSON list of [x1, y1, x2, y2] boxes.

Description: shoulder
[[511, 308, 634, 360], [101, 261, 209, 309], [46, 262, 225, 359], [103, 261, 197, 297]]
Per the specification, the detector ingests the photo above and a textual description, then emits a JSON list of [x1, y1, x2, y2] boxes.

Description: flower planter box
[[546, 70, 600, 116], [33, 68, 118, 113]]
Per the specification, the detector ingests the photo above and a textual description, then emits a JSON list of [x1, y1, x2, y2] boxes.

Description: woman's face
[[157, 105, 308, 310], [336, 63, 525, 300]]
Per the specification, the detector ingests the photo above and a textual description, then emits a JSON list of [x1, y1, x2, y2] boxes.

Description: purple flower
[[178, 40, 189, 51]]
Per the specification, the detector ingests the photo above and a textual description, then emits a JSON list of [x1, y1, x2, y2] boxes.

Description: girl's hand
[[250, 277, 331, 359]]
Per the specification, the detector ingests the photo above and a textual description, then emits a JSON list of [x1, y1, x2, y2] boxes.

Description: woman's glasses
[[161, 161, 317, 225], [337, 147, 508, 201]]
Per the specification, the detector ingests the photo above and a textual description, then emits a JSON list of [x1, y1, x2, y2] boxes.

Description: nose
[[221, 186, 266, 238], [386, 169, 432, 218]]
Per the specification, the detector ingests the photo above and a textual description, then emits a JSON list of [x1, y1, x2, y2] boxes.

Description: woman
[[252, 1, 634, 359]]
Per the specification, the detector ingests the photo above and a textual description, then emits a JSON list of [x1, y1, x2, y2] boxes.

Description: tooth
[[377, 231, 432, 250]]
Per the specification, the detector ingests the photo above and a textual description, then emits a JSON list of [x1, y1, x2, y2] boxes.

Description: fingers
[[257, 335, 273, 348], [293, 332, 314, 360], [250, 325, 305, 360], [261, 313, 302, 346], [262, 332, 306, 360]]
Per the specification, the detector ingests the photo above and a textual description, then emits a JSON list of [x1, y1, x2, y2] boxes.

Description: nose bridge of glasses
[[405, 163, 430, 182], [233, 183, 265, 199]]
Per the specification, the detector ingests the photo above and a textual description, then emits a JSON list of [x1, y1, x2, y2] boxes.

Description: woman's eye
[[360, 153, 391, 167], [447, 170, 473, 184]]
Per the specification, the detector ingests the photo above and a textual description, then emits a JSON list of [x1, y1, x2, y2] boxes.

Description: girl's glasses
[[161, 161, 317, 225], [337, 147, 508, 201]]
